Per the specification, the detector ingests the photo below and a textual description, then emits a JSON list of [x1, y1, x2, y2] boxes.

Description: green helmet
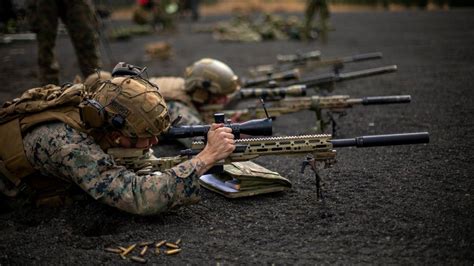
[[89, 76, 170, 138], [184, 58, 240, 104]]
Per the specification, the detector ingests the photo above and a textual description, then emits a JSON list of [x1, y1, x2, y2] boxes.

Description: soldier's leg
[[36, 0, 60, 85], [60, 0, 101, 78], [303, 0, 318, 38]]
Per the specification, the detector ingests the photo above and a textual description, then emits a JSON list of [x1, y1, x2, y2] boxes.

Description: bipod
[[300, 154, 324, 200]]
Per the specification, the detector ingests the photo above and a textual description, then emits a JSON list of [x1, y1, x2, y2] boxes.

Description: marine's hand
[[192, 123, 235, 175]]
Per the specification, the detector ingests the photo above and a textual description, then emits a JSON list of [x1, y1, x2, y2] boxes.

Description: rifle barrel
[[343, 52, 383, 63], [361, 95, 411, 105], [331, 132, 429, 148]]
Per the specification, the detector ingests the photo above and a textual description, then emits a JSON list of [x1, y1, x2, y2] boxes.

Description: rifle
[[108, 132, 429, 199], [200, 95, 411, 136], [242, 69, 300, 87], [224, 85, 307, 108], [248, 52, 383, 77], [254, 65, 398, 93]]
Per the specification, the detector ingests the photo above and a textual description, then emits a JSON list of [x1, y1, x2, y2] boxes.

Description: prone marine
[[0, 69, 236, 215]]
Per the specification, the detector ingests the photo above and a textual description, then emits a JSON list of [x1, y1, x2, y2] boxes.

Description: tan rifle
[[200, 95, 411, 136], [108, 132, 429, 198], [248, 52, 383, 78]]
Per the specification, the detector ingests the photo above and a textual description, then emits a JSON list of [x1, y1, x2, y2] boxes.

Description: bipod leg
[[326, 111, 338, 137], [300, 155, 324, 201]]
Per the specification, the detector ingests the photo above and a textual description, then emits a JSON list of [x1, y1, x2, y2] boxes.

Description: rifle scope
[[162, 113, 273, 139], [331, 132, 429, 148]]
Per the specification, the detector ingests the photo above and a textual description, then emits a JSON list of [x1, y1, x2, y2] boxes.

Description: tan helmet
[[184, 58, 240, 104], [84, 71, 112, 92], [87, 76, 170, 138]]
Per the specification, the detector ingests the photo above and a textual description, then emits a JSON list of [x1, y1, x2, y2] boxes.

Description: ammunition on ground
[[104, 247, 122, 254], [139, 241, 153, 247], [164, 249, 181, 255], [175, 239, 182, 245], [155, 240, 166, 248], [120, 254, 127, 260], [155, 247, 160, 255], [165, 242, 179, 249], [122, 243, 137, 256], [130, 256, 147, 263], [118, 246, 127, 252], [140, 246, 148, 256]]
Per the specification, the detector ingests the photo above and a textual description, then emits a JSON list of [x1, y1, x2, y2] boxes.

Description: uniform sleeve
[[23, 122, 201, 215], [166, 100, 203, 125]]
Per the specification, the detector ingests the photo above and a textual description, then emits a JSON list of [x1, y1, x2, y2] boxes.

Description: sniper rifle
[[108, 132, 429, 199], [200, 95, 411, 136]]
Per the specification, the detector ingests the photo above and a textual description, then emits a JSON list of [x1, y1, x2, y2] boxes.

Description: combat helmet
[[83, 71, 112, 92], [81, 74, 170, 138], [184, 58, 240, 104]]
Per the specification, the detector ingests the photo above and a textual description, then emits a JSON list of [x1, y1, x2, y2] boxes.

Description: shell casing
[[105, 247, 122, 254], [122, 243, 137, 256], [155, 240, 166, 248], [165, 242, 179, 249], [164, 249, 181, 255], [140, 246, 148, 256], [155, 248, 160, 255], [175, 239, 182, 245], [118, 246, 127, 252], [139, 241, 154, 247], [130, 256, 147, 263], [120, 254, 127, 260]]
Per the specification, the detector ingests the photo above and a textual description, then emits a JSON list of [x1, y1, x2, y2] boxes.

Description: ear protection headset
[[80, 99, 126, 130], [190, 80, 212, 104]]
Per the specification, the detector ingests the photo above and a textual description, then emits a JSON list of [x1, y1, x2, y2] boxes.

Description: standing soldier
[[303, 0, 330, 41], [27, 0, 102, 85]]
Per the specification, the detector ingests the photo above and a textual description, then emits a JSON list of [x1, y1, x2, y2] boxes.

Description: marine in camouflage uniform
[[303, 0, 330, 41], [0, 72, 235, 215], [28, 0, 101, 85], [149, 59, 291, 196]]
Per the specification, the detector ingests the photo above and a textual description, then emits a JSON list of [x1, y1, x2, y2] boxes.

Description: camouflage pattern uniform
[[31, 0, 101, 85], [303, 0, 330, 41], [149, 77, 203, 126], [21, 122, 200, 215]]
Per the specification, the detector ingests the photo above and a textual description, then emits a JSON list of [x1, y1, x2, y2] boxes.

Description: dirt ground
[[0, 9, 473, 264]]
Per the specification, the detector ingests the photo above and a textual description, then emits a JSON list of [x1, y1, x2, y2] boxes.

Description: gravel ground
[[0, 9, 473, 264]]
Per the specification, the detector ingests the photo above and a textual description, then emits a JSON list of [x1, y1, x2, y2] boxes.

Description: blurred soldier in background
[[180, 0, 201, 21], [26, 0, 101, 85], [303, 0, 330, 41]]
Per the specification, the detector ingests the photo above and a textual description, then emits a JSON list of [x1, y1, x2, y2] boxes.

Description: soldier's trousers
[[36, 0, 101, 85]]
